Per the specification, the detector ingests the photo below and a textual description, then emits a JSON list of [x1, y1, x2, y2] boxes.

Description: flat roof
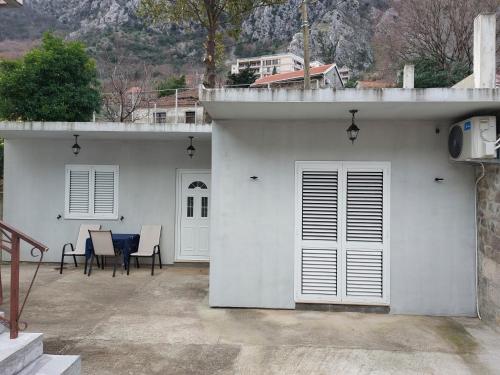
[[0, 121, 212, 140], [200, 87, 500, 121], [236, 52, 304, 62]]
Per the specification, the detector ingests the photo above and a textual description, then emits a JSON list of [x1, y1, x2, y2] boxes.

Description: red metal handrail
[[0, 221, 48, 339]]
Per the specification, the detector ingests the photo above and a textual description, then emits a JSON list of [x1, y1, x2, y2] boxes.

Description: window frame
[[65, 164, 119, 220], [187, 196, 194, 218], [201, 196, 208, 218], [154, 111, 167, 124], [185, 111, 196, 124]]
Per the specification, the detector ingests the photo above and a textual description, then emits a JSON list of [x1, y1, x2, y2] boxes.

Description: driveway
[[3, 263, 500, 374]]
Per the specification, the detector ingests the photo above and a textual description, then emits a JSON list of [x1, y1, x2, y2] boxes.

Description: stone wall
[[477, 164, 500, 324]]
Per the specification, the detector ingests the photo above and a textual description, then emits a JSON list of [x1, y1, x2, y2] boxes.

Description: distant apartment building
[[231, 53, 350, 84], [231, 53, 305, 78]]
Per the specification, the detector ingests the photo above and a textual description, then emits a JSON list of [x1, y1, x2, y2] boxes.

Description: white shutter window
[[68, 170, 90, 214], [65, 165, 119, 220], [346, 171, 383, 242]]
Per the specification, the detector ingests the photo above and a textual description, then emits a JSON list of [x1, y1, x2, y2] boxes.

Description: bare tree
[[100, 56, 153, 123], [374, 0, 498, 78]]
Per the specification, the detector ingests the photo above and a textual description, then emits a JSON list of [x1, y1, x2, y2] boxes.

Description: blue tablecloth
[[85, 233, 140, 267]]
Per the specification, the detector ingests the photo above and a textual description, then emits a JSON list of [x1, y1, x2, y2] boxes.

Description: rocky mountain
[[0, 0, 390, 77], [241, 0, 389, 73]]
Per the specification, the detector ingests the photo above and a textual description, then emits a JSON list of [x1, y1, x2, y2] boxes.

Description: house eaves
[[0, 121, 212, 140], [200, 87, 500, 122]]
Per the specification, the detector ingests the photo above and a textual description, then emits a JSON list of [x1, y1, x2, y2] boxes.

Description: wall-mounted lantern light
[[346, 109, 360, 144], [187, 136, 196, 158], [72, 134, 81, 156]]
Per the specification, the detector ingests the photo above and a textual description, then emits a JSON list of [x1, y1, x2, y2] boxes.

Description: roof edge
[[200, 87, 500, 104]]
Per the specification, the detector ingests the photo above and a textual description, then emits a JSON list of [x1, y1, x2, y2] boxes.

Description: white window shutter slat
[[346, 171, 383, 243], [301, 248, 337, 295], [68, 170, 90, 214], [302, 171, 338, 241], [345, 249, 383, 297], [94, 171, 115, 214]]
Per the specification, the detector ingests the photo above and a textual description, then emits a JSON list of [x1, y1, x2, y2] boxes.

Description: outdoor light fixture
[[187, 136, 196, 158], [72, 134, 81, 156], [347, 109, 360, 144]]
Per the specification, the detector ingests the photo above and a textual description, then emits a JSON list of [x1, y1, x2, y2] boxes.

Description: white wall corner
[[403, 64, 415, 89], [474, 13, 496, 89]]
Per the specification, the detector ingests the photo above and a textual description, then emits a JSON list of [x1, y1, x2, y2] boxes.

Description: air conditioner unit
[[448, 116, 497, 161]]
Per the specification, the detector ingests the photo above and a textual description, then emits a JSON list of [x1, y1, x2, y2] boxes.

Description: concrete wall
[[4, 138, 211, 264], [477, 164, 500, 324], [210, 119, 477, 315]]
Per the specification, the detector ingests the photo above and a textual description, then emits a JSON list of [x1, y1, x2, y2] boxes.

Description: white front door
[[176, 170, 211, 261]]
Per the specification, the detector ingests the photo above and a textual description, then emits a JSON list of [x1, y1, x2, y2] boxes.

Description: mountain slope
[[0, 0, 390, 76]]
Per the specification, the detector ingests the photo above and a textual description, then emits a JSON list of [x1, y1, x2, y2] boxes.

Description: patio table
[[85, 233, 140, 268]]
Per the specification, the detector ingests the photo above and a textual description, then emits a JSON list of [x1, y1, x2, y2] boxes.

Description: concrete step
[[18, 354, 81, 375], [0, 332, 43, 375]]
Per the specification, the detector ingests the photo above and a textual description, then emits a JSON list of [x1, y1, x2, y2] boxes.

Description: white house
[[250, 63, 344, 89], [0, 14, 498, 318], [2, 85, 499, 316], [132, 89, 205, 124], [0, 122, 212, 265]]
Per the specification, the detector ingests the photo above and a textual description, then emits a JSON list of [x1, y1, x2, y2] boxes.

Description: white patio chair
[[88, 230, 121, 277], [127, 225, 162, 276], [60, 224, 101, 274]]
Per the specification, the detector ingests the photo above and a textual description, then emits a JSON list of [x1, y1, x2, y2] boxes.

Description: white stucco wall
[[209, 119, 476, 316], [133, 106, 204, 124], [4, 138, 211, 264]]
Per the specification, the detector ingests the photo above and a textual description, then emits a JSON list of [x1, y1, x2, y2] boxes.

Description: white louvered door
[[295, 162, 390, 305], [340, 163, 390, 305], [295, 162, 342, 303]]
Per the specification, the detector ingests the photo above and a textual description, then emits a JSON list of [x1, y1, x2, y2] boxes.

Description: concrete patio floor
[[2, 263, 500, 374]]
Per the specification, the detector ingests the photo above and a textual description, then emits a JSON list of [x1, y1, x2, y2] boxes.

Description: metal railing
[[99, 87, 210, 124], [0, 221, 48, 339]]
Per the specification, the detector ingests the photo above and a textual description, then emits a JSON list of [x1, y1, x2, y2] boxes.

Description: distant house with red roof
[[250, 64, 344, 89]]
